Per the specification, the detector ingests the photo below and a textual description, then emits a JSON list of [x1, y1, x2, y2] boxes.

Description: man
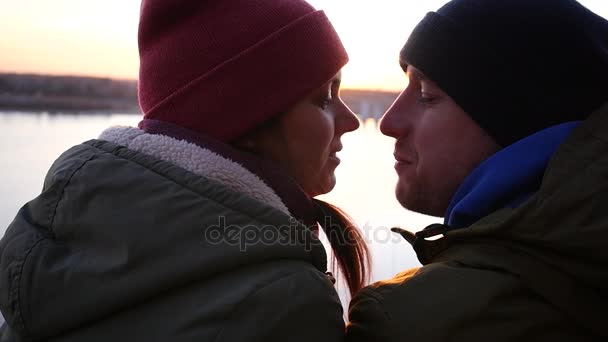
[[346, 0, 608, 341]]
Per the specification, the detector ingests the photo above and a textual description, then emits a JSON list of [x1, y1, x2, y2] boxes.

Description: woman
[[0, 0, 369, 341]]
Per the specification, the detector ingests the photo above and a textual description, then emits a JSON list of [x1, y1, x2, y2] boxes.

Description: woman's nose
[[336, 98, 360, 133]]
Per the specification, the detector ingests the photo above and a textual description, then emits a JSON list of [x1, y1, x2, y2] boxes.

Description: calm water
[[0, 112, 438, 285]]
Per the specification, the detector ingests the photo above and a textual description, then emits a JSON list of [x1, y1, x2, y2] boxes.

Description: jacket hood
[[0, 134, 327, 340], [99, 126, 291, 215]]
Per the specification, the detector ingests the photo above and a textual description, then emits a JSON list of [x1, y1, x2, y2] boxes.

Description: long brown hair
[[314, 199, 371, 296]]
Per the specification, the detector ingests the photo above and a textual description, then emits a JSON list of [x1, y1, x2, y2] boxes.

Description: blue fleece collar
[[444, 121, 580, 229]]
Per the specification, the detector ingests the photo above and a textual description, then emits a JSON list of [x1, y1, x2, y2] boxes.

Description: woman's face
[[250, 72, 360, 197]]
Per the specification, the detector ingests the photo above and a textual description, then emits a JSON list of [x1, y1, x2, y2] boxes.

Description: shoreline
[[0, 94, 140, 114]]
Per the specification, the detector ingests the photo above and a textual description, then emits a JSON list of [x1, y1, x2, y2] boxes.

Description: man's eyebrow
[[407, 67, 428, 82], [399, 55, 428, 81]]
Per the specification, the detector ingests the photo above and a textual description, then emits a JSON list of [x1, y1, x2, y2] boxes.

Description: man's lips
[[393, 150, 415, 173], [393, 153, 413, 164]]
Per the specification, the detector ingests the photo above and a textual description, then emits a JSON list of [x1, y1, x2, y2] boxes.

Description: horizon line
[[0, 70, 402, 93]]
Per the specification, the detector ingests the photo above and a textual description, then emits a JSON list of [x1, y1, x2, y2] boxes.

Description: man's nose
[[380, 92, 410, 138]]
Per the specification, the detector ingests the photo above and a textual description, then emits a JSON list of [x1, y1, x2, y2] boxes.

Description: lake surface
[[0, 112, 439, 287]]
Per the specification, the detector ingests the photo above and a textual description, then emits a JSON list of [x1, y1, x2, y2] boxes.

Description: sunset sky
[[1, 0, 607, 91]]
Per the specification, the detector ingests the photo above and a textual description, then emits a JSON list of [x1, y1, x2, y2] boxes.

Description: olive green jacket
[[0, 128, 343, 341], [346, 103, 608, 342]]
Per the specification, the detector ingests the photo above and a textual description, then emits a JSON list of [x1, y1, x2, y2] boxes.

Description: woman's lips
[[329, 144, 343, 164], [329, 152, 341, 164]]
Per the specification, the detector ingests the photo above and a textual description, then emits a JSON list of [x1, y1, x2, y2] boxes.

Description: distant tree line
[[0, 74, 137, 99], [0, 73, 397, 118], [340, 89, 398, 120], [0, 74, 139, 112]]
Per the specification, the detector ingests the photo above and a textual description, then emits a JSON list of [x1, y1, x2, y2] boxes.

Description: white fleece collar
[[99, 126, 290, 215]]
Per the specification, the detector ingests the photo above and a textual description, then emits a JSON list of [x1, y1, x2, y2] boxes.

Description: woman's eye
[[316, 94, 332, 109], [322, 97, 332, 108]]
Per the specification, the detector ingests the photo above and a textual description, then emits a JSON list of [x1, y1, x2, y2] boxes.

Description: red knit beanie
[[137, 0, 348, 142]]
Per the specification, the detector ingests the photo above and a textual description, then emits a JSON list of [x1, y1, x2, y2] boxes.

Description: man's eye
[[419, 92, 436, 104]]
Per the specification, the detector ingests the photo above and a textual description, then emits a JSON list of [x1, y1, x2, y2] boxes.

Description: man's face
[[380, 66, 500, 217]]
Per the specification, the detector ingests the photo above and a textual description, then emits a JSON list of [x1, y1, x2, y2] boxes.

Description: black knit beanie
[[401, 0, 608, 146]]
